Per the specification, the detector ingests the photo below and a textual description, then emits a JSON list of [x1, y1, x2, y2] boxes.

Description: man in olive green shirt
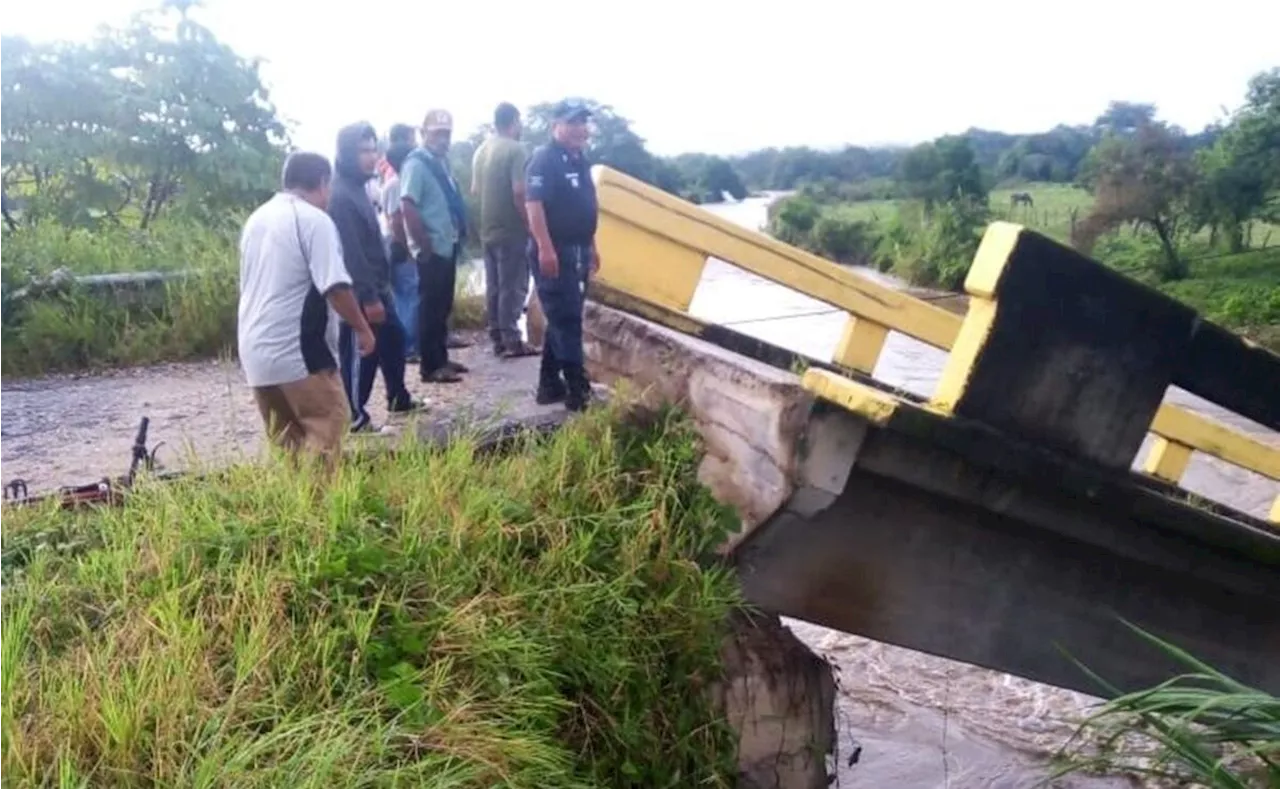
[[472, 102, 539, 357]]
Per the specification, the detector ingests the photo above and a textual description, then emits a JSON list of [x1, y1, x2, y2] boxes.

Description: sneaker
[[565, 389, 590, 413], [535, 385, 566, 406], [388, 396, 428, 414], [447, 333, 472, 349], [352, 412, 396, 434], [563, 366, 593, 413], [421, 367, 463, 384], [501, 342, 541, 359], [445, 360, 469, 375]]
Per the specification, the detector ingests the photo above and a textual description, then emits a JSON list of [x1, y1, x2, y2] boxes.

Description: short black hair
[[281, 152, 331, 191], [494, 102, 520, 131], [389, 124, 415, 145], [385, 142, 413, 174]]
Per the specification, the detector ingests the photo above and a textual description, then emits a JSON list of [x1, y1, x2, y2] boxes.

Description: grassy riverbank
[[0, 221, 485, 378], [1, 406, 745, 787]]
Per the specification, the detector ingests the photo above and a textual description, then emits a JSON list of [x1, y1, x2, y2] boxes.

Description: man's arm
[[310, 217, 375, 355], [382, 181, 409, 259], [470, 145, 483, 198], [525, 202, 554, 257], [327, 192, 378, 307], [400, 158, 434, 255], [388, 210, 408, 246], [510, 145, 529, 227], [328, 287, 370, 335], [524, 148, 557, 276], [401, 196, 431, 254]]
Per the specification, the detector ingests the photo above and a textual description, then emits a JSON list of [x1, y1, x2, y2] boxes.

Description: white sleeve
[[308, 214, 353, 295]]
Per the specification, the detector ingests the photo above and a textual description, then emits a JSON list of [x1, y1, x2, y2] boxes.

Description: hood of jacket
[[334, 122, 377, 183]]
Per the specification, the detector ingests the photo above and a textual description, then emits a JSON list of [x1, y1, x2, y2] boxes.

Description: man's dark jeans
[[417, 245, 458, 378], [338, 291, 411, 425], [532, 241, 591, 378]]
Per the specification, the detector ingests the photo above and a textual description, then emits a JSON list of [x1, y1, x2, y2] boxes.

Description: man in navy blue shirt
[[525, 98, 600, 412]]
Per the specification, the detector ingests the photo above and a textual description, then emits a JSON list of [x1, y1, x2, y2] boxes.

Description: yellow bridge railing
[[589, 166, 1280, 524]]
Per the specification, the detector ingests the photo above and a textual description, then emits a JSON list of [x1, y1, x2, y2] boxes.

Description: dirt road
[[1, 331, 551, 491]]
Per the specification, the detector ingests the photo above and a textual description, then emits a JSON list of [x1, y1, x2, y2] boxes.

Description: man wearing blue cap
[[524, 98, 600, 412]]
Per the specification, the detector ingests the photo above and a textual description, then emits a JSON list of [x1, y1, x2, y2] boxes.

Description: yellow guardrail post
[[832, 318, 890, 374], [1142, 436, 1194, 483]]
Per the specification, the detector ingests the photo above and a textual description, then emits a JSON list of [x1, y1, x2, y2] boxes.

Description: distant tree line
[[763, 70, 1280, 289], [3, 0, 1274, 294]]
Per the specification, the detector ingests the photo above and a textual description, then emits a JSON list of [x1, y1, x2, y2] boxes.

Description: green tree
[[664, 153, 747, 203], [1093, 101, 1158, 137], [1077, 120, 1197, 280], [103, 4, 288, 227], [1, 2, 288, 230], [899, 135, 987, 209], [1190, 138, 1269, 252], [995, 124, 1098, 183], [767, 194, 820, 246]]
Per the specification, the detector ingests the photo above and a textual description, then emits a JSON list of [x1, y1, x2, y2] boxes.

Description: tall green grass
[[1052, 622, 1280, 788], [1, 220, 486, 377], [1, 406, 745, 787]]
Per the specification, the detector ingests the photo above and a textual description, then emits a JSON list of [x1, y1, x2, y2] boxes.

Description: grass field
[[827, 184, 1093, 244], [1, 406, 745, 787]]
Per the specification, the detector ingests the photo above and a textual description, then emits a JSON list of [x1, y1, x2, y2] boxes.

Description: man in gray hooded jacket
[[328, 122, 423, 431]]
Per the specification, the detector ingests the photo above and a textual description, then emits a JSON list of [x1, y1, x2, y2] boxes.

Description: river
[[675, 196, 1275, 787]]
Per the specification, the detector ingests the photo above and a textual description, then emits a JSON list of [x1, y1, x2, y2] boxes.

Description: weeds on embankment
[[1, 407, 744, 787], [1051, 622, 1280, 788], [1, 220, 486, 377]]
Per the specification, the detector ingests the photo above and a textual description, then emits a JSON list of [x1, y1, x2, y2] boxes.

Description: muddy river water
[[689, 196, 1278, 787]]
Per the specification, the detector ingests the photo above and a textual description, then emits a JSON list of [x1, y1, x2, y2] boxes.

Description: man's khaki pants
[[252, 369, 347, 469]]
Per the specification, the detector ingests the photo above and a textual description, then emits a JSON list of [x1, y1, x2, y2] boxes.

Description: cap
[[551, 98, 592, 122], [423, 109, 453, 132]]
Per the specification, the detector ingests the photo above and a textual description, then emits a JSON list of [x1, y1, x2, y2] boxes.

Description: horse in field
[[1010, 191, 1034, 208]]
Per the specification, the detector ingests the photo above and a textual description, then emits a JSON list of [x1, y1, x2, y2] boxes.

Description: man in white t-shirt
[[238, 151, 376, 467]]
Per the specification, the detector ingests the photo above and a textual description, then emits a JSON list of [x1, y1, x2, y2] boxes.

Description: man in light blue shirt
[[381, 126, 419, 361], [400, 109, 469, 384]]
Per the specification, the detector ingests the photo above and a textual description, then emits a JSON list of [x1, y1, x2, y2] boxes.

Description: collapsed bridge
[[581, 166, 1280, 698]]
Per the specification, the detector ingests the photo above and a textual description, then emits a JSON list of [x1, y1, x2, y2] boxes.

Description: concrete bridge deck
[[582, 166, 1280, 698]]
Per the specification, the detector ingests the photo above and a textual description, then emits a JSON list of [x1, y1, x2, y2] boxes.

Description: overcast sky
[[4, 0, 1278, 157]]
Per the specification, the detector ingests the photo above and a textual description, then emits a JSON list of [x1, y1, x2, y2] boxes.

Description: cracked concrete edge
[[584, 303, 819, 543]]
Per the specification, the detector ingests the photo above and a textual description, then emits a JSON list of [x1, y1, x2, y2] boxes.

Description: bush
[[1, 219, 487, 377], [767, 195, 821, 246], [882, 200, 988, 290], [810, 215, 880, 265], [767, 196, 882, 265], [1, 407, 745, 787]]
